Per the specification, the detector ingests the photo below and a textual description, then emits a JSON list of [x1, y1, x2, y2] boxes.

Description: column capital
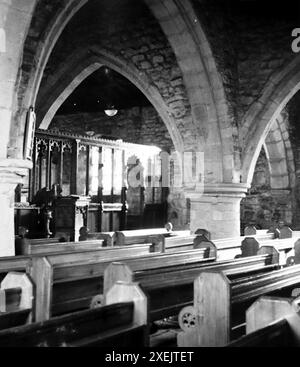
[[185, 182, 250, 201]]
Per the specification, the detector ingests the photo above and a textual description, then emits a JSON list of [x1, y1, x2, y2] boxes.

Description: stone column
[[185, 183, 249, 239], [0, 159, 32, 257]]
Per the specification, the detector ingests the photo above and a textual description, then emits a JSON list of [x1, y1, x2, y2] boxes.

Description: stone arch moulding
[[241, 54, 300, 186], [264, 117, 295, 190], [144, 0, 234, 182], [36, 47, 185, 154], [8, 0, 88, 160]]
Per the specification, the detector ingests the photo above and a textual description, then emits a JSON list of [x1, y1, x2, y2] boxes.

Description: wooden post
[[86, 145, 90, 196], [30, 257, 53, 322], [46, 139, 51, 190], [71, 139, 79, 195], [59, 141, 64, 187], [178, 271, 231, 347]]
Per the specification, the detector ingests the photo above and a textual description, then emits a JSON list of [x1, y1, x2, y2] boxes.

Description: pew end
[[193, 235, 217, 258], [194, 228, 211, 240], [246, 295, 299, 334], [244, 226, 258, 236], [278, 226, 293, 239], [104, 262, 134, 298], [177, 271, 231, 347], [293, 239, 300, 265], [0, 272, 34, 328], [241, 237, 260, 257], [106, 281, 148, 327], [105, 281, 149, 347], [228, 296, 300, 347], [146, 234, 165, 253], [257, 246, 281, 265]]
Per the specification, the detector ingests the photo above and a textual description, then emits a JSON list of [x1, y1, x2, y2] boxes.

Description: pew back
[[0, 282, 148, 347], [179, 264, 300, 347]]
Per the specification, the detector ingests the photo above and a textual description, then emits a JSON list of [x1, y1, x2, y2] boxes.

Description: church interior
[[1, 0, 300, 348]]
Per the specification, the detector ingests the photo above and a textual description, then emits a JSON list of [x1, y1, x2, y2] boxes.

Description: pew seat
[[177, 264, 300, 347], [228, 295, 300, 347], [0, 282, 148, 347]]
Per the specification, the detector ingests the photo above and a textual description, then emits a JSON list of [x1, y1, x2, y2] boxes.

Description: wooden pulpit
[[53, 196, 90, 241]]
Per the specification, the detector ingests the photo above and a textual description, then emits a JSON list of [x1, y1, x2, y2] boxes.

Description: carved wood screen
[[28, 129, 167, 231]]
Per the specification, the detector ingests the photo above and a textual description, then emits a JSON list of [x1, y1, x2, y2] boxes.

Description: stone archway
[[241, 112, 295, 230], [36, 48, 184, 154], [8, 0, 89, 160], [241, 54, 300, 186], [145, 0, 233, 183]]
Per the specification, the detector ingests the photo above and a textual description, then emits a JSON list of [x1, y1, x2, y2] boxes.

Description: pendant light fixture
[[103, 67, 118, 117]]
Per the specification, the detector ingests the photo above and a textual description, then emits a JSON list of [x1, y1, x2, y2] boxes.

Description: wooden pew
[[228, 295, 300, 347], [79, 227, 115, 246], [195, 232, 275, 261], [242, 236, 300, 266], [15, 236, 66, 255], [228, 318, 297, 347], [104, 252, 279, 324], [244, 226, 273, 236], [31, 243, 216, 322], [178, 264, 300, 347], [18, 239, 106, 256], [150, 233, 214, 253], [30, 242, 163, 322], [0, 256, 31, 275], [0, 282, 148, 347], [114, 228, 191, 246], [197, 227, 299, 262]]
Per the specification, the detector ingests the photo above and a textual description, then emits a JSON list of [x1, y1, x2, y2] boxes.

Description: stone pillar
[[0, 159, 32, 257], [185, 183, 249, 239]]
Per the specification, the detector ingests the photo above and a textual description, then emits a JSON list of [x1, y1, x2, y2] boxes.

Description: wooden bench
[[114, 228, 191, 246], [244, 226, 273, 236], [146, 233, 215, 254], [194, 232, 275, 261], [0, 282, 148, 347], [242, 236, 300, 266], [197, 228, 299, 262], [29, 242, 163, 322], [104, 252, 279, 325], [15, 236, 66, 255], [18, 239, 107, 256], [30, 242, 215, 322], [178, 264, 300, 346], [227, 295, 300, 347], [79, 227, 116, 246]]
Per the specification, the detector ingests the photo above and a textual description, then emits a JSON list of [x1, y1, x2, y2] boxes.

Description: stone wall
[[192, 0, 297, 125], [50, 106, 174, 151], [240, 147, 293, 230], [36, 0, 196, 150]]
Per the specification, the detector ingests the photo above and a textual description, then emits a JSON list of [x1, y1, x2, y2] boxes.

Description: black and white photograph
[[0, 0, 300, 351]]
